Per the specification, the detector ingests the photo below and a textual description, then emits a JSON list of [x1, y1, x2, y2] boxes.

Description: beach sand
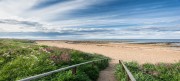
[[36, 40, 180, 81]]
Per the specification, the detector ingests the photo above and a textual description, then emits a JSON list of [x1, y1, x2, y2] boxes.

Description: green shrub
[[79, 65, 99, 81], [96, 60, 109, 70], [0, 56, 56, 81], [56, 71, 91, 81]]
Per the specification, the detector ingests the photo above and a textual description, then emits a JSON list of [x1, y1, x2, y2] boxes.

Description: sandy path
[[97, 63, 117, 81], [36, 41, 180, 81]]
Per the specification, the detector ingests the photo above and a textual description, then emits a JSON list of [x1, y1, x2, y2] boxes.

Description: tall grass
[[0, 39, 109, 81], [115, 62, 180, 81]]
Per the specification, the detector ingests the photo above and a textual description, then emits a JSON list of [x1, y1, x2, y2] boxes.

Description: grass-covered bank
[[0, 39, 109, 81], [115, 62, 180, 81]]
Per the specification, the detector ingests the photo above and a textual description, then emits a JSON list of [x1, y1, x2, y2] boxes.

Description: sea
[[78, 39, 180, 46]]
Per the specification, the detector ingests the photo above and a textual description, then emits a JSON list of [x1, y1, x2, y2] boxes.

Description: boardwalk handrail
[[119, 60, 136, 81], [18, 59, 108, 81]]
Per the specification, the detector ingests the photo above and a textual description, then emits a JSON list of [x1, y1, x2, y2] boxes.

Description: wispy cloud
[[0, 19, 42, 27], [0, 0, 180, 39]]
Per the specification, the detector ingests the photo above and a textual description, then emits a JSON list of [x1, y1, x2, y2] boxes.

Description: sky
[[0, 0, 180, 40]]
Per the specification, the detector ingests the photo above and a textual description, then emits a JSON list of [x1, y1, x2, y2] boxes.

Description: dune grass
[[0, 39, 109, 81], [115, 62, 180, 81]]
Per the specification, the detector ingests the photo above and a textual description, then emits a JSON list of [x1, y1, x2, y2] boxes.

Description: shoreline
[[36, 40, 180, 48]]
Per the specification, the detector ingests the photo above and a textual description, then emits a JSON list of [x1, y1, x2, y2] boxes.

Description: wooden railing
[[18, 59, 108, 81], [119, 60, 136, 81]]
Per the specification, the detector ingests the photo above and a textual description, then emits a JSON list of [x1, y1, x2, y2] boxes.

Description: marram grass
[[115, 62, 180, 81]]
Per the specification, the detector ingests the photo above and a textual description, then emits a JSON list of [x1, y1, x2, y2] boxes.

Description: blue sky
[[0, 0, 180, 39]]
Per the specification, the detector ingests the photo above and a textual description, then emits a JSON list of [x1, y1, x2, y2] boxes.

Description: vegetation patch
[[115, 62, 180, 81], [0, 39, 109, 81]]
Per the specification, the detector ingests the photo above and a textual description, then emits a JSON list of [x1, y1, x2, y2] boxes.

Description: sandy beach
[[37, 40, 180, 64], [36, 40, 180, 81]]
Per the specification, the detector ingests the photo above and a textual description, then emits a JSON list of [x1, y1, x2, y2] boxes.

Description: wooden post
[[72, 67, 77, 75], [92, 62, 95, 67]]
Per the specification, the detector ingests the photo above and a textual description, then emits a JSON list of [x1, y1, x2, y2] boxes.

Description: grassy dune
[[0, 39, 109, 81], [115, 62, 180, 81]]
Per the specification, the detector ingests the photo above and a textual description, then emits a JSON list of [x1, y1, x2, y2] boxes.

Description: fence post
[[72, 67, 77, 75], [92, 62, 95, 67]]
